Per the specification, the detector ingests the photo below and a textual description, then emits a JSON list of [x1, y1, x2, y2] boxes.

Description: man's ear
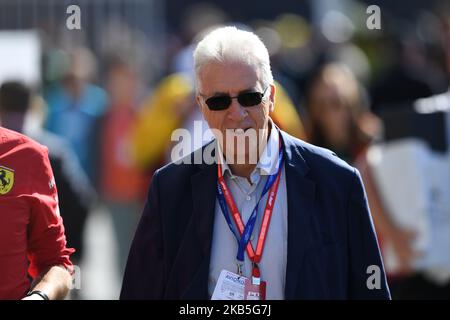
[[269, 84, 276, 113], [196, 94, 204, 112]]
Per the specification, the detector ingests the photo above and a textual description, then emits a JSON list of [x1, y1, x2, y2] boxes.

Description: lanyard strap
[[216, 131, 283, 272]]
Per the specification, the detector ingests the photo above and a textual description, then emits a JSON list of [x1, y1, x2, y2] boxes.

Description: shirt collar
[[217, 120, 280, 182]]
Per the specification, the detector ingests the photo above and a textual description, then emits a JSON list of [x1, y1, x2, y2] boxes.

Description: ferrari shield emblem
[[0, 166, 14, 195]]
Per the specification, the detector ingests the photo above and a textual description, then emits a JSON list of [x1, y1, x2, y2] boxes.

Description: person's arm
[[347, 167, 391, 299], [22, 265, 72, 300], [355, 154, 417, 274], [25, 145, 74, 300]]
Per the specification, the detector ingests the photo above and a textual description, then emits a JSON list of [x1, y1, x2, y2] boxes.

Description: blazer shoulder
[[285, 133, 356, 177], [281, 132, 361, 202], [152, 141, 214, 186]]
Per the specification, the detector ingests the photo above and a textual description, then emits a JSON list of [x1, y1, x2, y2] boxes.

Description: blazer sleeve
[[120, 170, 165, 299], [347, 168, 391, 299]]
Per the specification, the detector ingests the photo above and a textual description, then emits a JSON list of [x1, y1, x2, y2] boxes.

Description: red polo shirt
[[0, 127, 74, 300]]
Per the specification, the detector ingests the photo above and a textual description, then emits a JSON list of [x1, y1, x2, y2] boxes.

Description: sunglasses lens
[[206, 96, 231, 110], [238, 92, 263, 107], [205, 90, 265, 110]]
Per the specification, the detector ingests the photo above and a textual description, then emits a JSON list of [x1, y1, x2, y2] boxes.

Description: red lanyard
[[217, 150, 282, 275]]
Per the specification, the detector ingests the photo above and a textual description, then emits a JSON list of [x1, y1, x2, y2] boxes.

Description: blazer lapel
[[281, 131, 317, 299], [191, 163, 217, 258], [180, 148, 218, 299]]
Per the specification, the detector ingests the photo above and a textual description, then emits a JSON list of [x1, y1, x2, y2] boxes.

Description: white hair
[[193, 26, 273, 90]]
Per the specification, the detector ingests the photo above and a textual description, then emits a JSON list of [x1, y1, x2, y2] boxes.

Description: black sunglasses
[[203, 87, 269, 111]]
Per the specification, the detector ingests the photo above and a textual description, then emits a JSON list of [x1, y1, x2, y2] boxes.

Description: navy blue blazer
[[120, 130, 391, 299]]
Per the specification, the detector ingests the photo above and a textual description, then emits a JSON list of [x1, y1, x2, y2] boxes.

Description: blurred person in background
[[0, 81, 95, 299], [370, 29, 435, 114], [303, 62, 425, 290], [440, 5, 450, 84], [304, 63, 380, 163], [100, 56, 148, 278], [0, 83, 74, 300], [380, 5, 450, 299], [44, 46, 108, 189]]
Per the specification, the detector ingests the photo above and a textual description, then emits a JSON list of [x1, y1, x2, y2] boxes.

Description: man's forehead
[[199, 60, 257, 73], [197, 61, 261, 94]]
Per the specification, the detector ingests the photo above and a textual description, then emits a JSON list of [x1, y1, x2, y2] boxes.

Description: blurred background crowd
[[0, 0, 450, 299]]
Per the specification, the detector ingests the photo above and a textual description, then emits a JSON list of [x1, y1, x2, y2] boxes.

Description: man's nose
[[226, 98, 247, 121]]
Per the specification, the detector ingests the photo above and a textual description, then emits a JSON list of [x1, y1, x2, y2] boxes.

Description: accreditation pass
[[211, 270, 246, 300]]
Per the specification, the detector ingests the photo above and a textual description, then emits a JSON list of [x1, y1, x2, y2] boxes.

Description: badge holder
[[244, 263, 266, 300]]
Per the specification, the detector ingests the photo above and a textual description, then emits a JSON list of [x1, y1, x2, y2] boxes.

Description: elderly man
[[121, 26, 390, 300]]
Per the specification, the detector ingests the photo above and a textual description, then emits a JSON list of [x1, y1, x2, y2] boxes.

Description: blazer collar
[[280, 130, 317, 299]]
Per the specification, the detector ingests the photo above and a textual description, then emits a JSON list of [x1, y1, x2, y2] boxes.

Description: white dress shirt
[[208, 124, 288, 299]]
